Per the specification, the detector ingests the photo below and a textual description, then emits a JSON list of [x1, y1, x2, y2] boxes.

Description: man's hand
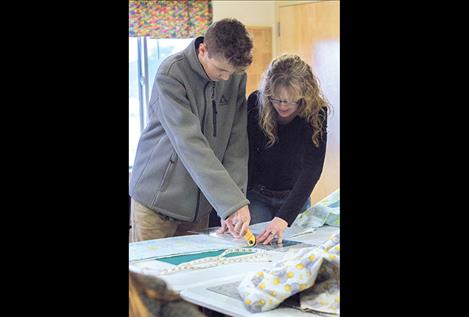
[[216, 219, 228, 234], [223, 205, 251, 239], [256, 217, 288, 245]]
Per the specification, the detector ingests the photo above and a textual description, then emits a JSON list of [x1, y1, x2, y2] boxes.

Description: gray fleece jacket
[[129, 37, 250, 222]]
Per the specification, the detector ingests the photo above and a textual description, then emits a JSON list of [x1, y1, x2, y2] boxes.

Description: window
[[129, 38, 140, 169], [129, 38, 193, 168]]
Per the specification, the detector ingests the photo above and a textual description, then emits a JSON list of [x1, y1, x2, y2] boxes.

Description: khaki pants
[[129, 198, 210, 242]]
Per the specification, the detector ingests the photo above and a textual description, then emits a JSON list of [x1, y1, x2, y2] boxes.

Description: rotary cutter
[[243, 228, 256, 246]]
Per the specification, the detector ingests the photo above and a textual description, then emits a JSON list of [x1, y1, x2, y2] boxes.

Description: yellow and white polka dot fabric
[[238, 231, 340, 313]]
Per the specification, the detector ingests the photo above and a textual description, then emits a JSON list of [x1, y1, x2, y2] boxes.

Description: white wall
[[212, 0, 276, 55], [213, 0, 275, 26]]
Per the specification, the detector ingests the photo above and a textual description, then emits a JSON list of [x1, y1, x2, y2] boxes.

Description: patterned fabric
[[292, 188, 340, 228], [129, 0, 213, 38], [238, 231, 340, 314], [129, 271, 205, 317]]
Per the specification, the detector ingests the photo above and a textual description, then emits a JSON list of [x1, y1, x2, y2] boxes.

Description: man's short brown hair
[[204, 18, 253, 69]]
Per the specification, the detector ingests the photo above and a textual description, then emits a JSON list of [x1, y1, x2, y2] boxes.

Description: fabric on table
[[237, 231, 340, 313], [291, 188, 340, 229]]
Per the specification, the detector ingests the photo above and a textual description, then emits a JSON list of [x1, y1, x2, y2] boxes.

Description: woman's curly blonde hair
[[258, 54, 330, 147]]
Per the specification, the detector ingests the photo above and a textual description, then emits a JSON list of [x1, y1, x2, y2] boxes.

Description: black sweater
[[247, 91, 327, 225]]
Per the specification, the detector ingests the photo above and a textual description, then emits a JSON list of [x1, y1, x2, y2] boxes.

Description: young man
[[129, 18, 253, 242]]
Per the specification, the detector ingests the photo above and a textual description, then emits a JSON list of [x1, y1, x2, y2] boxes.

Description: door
[[279, 1, 340, 203]]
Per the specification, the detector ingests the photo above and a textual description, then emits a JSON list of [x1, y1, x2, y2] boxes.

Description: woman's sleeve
[[276, 108, 328, 225]]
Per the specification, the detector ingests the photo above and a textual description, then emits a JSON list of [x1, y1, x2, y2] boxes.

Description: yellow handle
[[243, 228, 256, 246]]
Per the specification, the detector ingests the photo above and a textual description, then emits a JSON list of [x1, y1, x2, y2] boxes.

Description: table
[[129, 225, 339, 316]]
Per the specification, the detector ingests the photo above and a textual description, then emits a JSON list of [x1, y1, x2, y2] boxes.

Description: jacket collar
[[184, 37, 211, 82]]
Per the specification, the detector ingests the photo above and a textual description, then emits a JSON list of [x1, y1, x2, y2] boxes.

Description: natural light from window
[[129, 38, 193, 168]]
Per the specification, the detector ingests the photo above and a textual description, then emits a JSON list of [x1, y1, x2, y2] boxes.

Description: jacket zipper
[[194, 81, 212, 222], [201, 81, 211, 132], [212, 82, 217, 137], [159, 152, 177, 192]]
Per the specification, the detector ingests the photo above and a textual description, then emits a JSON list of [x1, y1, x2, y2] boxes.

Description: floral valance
[[129, 0, 213, 38]]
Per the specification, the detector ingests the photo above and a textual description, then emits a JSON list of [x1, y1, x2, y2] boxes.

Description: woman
[[247, 54, 330, 245]]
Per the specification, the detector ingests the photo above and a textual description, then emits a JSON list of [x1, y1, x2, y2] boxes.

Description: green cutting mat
[[155, 249, 254, 265]]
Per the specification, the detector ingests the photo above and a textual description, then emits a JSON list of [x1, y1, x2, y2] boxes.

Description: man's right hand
[[217, 219, 228, 234], [217, 205, 251, 238]]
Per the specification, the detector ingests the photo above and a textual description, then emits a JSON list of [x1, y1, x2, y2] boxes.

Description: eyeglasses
[[268, 96, 301, 106]]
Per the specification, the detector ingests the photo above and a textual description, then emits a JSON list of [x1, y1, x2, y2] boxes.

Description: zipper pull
[[212, 82, 217, 137], [212, 100, 218, 138]]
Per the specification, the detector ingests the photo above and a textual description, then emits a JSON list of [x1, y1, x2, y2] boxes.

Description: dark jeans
[[208, 186, 311, 227], [247, 186, 311, 224]]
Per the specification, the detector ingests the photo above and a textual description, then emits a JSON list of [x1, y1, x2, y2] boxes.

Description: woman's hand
[[256, 217, 288, 245]]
